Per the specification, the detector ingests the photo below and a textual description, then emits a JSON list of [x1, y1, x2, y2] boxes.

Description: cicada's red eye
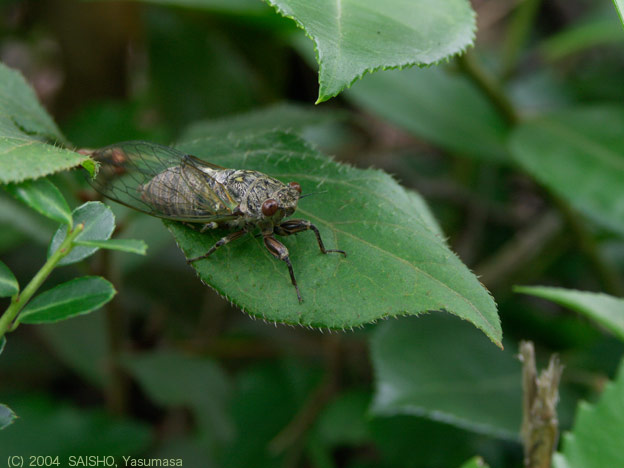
[[261, 198, 279, 216], [288, 182, 302, 194]]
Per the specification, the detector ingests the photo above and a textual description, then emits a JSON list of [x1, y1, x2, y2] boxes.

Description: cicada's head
[[261, 181, 301, 221]]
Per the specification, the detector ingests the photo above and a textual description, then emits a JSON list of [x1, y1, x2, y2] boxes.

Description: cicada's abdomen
[[140, 165, 227, 218]]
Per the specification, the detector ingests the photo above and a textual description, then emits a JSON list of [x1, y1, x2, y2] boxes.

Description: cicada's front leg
[[187, 229, 246, 263], [263, 235, 303, 303], [275, 219, 346, 257]]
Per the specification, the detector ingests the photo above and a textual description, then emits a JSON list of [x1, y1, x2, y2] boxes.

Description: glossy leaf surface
[[4, 178, 72, 226], [19, 276, 116, 324], [0, 259, 18, 297], [48, 202, 115, 266]]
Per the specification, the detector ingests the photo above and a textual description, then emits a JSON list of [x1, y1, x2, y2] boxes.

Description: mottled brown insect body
[[87, 141, 345, 302]]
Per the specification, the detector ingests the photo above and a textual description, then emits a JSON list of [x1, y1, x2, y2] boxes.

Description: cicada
[[86, 141, 346, 302]]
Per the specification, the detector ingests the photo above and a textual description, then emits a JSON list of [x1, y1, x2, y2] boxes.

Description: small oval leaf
[[0, 260, 19, 298], [19, 276, 116, 324], [48, 202, 115, 266], [4, 178, 72, 226], [74, 238, 148, 255]]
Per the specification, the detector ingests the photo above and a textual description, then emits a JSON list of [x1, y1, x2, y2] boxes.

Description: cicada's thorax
[[207, 169, 300, 229]]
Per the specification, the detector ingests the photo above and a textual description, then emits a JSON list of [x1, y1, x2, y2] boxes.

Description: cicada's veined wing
[[87, 141, 238, 222]]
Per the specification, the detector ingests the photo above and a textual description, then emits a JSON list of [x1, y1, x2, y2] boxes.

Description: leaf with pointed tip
[[263, 0, 476, 102], [48, 202, 116, 266], [0, 63, 87, 183], [19, 276, 116, 324], [515, 286, 624, 342], [0, 259, 18, 297], [4, 178, 72, 226], [553, 359, 624, 468], [164, 130, 500, 344], [614, 0, 624, 28]]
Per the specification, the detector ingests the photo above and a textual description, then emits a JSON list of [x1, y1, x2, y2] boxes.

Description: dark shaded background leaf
[[515, 286, 624, 342], [370, 314, 521, 440], [510, 106, 624, 235], [166, 131, 500, 344]]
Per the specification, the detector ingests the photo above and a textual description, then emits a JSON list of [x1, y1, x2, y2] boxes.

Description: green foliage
[[370, 314, 521, 440], [18, 276, 116, 325], [510, 106, 624, 235], [516, 286, 624, 342], [48, 202, 115, 266], [0, 395, 151, 457], [0, 403, 16, 431], [553, 360, 624, 468], [460, 456, 490, 468], [264, 0, 476, 102], [346, 67, 509, 162], [122, 349, 233, 443], [614, 0, 624, 27], [169, 131, 500, 344], [0, 63, 86, 183], [4, 178, 73, 226], [0, 260, 18, 298], [74, 238, 148, 255]]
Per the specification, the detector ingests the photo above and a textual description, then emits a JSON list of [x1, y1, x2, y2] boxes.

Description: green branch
[[0, 223, 85, 338]]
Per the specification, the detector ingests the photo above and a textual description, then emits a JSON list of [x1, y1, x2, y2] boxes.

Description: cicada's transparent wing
[[87, 141, 238, 222]]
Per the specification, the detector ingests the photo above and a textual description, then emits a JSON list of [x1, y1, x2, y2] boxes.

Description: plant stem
[[0, 223, 84, 337], [502, 0, 544, 78], [457, 52, 519, 125]]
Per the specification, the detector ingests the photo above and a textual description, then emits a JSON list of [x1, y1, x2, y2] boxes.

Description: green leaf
[[0, 336, 5, 354], [4, 178, 72, 226], [553, 358, 624, 468], [0, 259, 18, 297], [19, 276, 116, 324], [614, 0, 624, 28], [370, 314, 521, 440], [459, 456, 490, 468], [0, 193, 56, 245], [0, 63, 87, 183], [180, 102, 347, 142], [0, 404, 16, 430], [122, 350, 233, 443], [264, 0, 476, 102], [0, 395, 150, 457], [510, 106, 624, 235], [515, 286, 624, 342], [75, 238, 147, 255], [48, 201, 115, 266], [170, 131, 500, 344], [346, 67, 509, 162]]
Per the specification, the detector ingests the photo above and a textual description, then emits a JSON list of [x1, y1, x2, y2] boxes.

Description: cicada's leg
[[275, 219, 346, 257], [263, 235, 303, 303], [200, 222, 218, 233], [187, 229, 246, 263]]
